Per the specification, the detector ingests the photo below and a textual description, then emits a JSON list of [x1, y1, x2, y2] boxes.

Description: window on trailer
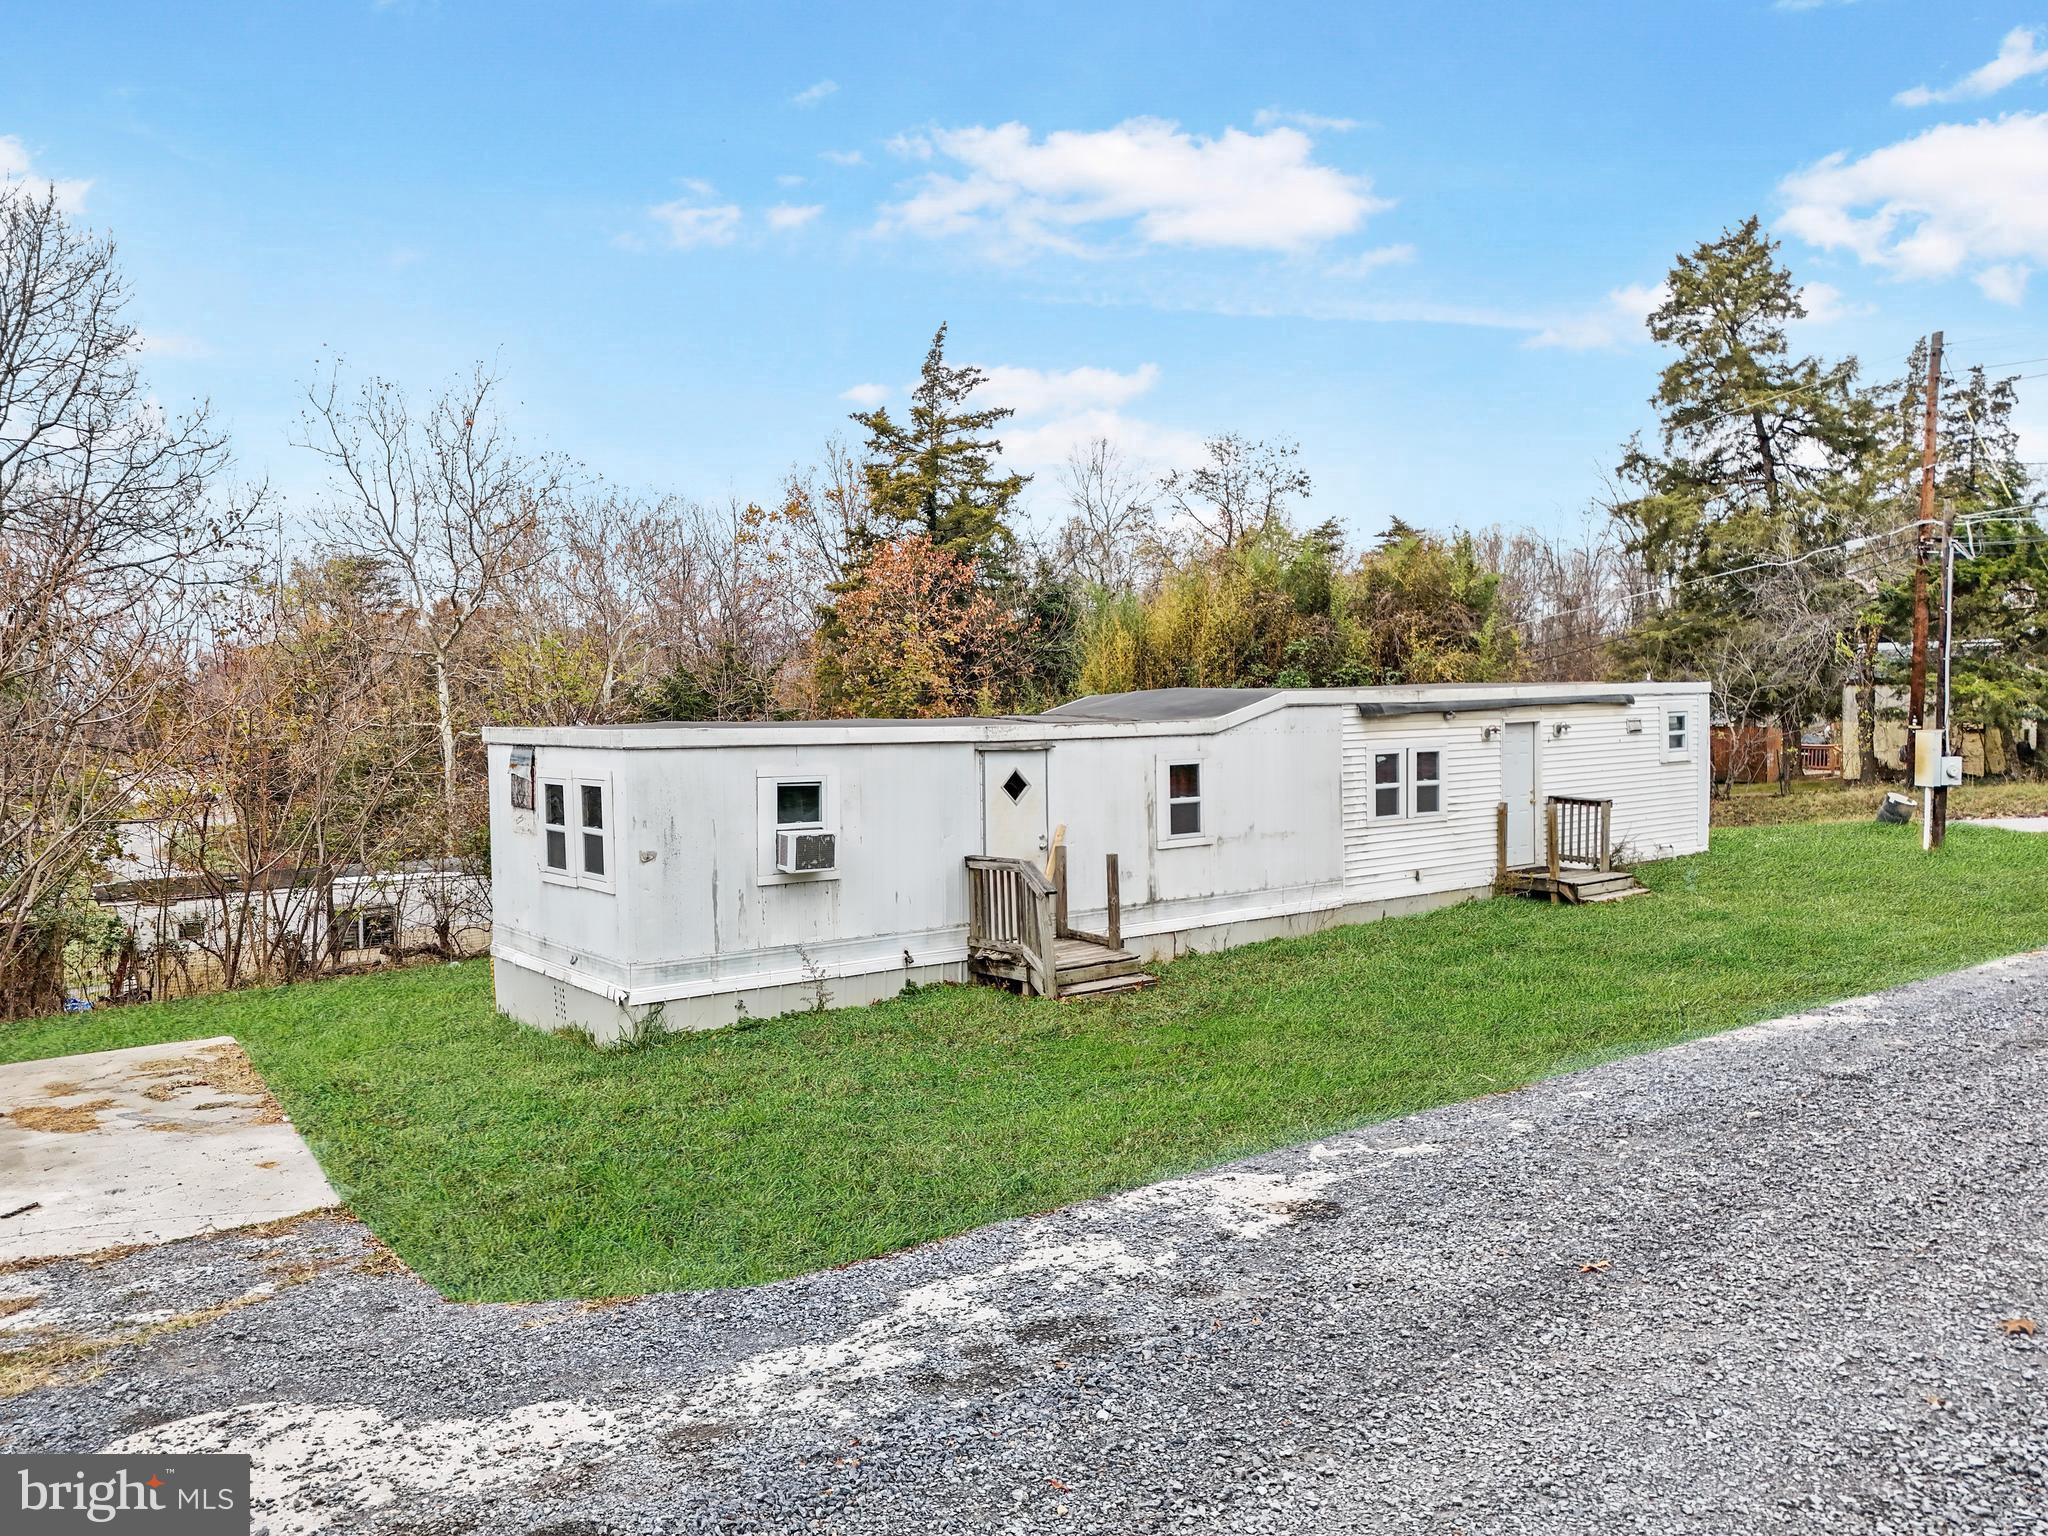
[[1413, 748, 1444, 814], [1371, 751, 1403, 818], [1665, 709, 1691, 760], [579, 782, 607, 878], [337, 906, 397, 950], [1370, 746, 1447, 820], [1167, 763, 1202, 836], [542, 781, 569, 872], [776, 780, 824, 827]]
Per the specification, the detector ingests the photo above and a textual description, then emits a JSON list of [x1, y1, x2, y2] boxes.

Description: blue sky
[[9, 0, 2048, 542]]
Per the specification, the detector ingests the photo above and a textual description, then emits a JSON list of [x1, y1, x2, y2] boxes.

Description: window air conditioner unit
[[776, 829, 837, 873]]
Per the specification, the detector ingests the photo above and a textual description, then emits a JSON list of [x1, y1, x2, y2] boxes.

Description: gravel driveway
[[4, 952, 2044, 1535]]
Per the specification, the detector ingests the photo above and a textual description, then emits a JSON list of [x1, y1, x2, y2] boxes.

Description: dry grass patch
[[8, 1099, 117, 1133]]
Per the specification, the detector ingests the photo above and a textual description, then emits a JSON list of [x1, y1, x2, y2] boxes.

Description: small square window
[[1002, 769, 1030, 802], [1168, 763, 1200, 799], [351, 906, 397, 949], [176, 915, 205, 943], [777, 781, 824, 826], [1666, 710, 1691, 757]]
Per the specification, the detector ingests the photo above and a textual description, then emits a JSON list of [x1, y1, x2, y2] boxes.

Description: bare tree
[[1475, 518, 1646, 681], [1157, 433, 1311, 549], [0, 183, 263, 1015], [1052, 438, 1159, 589], [644, 497, 812, 719], [1703, 565, 1855, 797], [300, 364, 565, 859]]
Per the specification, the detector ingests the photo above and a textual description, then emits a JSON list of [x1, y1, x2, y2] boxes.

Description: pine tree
[[848, 325, 1028, 573]]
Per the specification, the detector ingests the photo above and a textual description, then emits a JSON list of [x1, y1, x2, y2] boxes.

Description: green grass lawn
[[5, 823, 2045, 1302], [1712, 776, 2048, 826]]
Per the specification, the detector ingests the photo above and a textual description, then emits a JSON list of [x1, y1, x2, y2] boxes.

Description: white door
[[982, 749, 1050, 859], [1502, 722, 1539, 867]]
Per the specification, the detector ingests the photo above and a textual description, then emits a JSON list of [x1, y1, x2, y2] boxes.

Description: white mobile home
[[483, 682, 1710, 1041]]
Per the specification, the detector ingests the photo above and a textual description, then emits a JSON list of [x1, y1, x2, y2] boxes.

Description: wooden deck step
[[1059, 971, 1159, 1000], [1053, 937, 1146, 987], [1502, 865, 1648, 904]]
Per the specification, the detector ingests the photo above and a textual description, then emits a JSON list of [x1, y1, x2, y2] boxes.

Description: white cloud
[[776, 173, 807, 188], [877, 117, 1387, 257], [1779, 113, 2048, 291], [840, 382, 891, 408], [1976, 262, 2031, 305], [821, 148, 867, 167], [1252, 107, 1359, 133], [1002, 408, 1208, 475], [1524, 281, 1668, 351], [1325, 243, 1416, 278], [647, 188, 742, 249], [908, 359, 1205, 475], [766, 202, 822, 231], [970, 362, 1161, 418], [0, 134, 90, 210], [1896, 27, 2048, 108], [1793, 280, 1871, 325], [991, 363, 1203, 474], [792, 79, 838, 108]]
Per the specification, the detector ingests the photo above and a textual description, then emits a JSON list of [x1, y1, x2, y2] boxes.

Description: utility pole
[[1934, 526, 1956, 848], [1910, 331, 1942, 850]]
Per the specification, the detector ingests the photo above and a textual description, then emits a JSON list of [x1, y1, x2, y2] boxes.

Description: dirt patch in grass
[[8, 1099, 117, 1134], [0, 1296, 38, 1319]]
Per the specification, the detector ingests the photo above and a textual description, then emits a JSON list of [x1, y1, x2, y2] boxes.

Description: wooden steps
[[1501, 866, 1648, 905], [1059, 970, 1159, 1000], [964, 851, 1155, 999], [1052, 937, 1155, 998]]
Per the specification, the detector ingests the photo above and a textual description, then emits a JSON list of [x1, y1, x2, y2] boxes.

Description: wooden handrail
[[965, 856, 1060, 998], [1545, 795, 1613, 872], [1051, 847, 1123, 952]]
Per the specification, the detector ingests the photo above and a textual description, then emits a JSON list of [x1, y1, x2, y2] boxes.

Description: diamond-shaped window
[[1002, 769, 1030, 802]]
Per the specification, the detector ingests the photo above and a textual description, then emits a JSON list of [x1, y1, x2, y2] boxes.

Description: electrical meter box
[[1912, 729, 1963, 788]]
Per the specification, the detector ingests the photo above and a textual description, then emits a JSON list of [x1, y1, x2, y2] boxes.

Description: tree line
[[3, 184, 2041, 1015]]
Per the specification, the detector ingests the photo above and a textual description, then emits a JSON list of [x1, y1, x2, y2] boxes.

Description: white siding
[[486, 682, 1711, 1024], [1342, 712, 1503, 899], [1343, 689, 1710, 895], [1541, 691, 1708, 863]]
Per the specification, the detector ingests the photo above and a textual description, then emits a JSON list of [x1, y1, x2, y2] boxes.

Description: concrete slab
[[0, 1036, 338, 1261], [1961, 816, 2048, 833]]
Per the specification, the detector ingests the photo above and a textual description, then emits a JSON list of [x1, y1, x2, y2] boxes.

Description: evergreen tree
[[1616, 216, 1884, 581], [848, 324, 1028, 573]]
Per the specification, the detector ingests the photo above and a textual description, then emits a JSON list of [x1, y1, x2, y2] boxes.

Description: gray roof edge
[[1357, 691, 1637, 719]]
